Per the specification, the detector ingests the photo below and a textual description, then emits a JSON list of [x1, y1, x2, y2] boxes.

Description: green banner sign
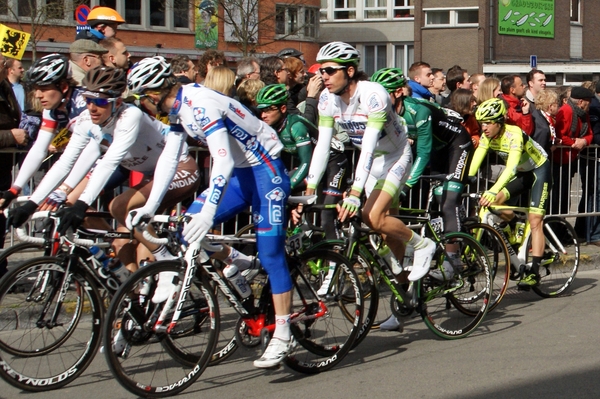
[[498, 0, 555, 39]]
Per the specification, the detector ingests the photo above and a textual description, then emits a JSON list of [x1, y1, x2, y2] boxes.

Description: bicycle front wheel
[[530, 216, 579, 298], [103, 260, 218, 398], [418, 232, 492, 339], [285, 249, 363, 373], [0, 256, 103, 391]]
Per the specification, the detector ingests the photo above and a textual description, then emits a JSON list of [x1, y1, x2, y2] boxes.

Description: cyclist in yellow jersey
[[469, 98, 551, 288]]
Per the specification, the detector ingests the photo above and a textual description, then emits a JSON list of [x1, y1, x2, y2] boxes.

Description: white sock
[[272, 314, 291, 341], [225, 247, 253, 271], [152, 245, 176, 261], [408, 232, 426, 249]]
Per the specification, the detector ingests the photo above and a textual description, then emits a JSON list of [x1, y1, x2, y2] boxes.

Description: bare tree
[[4, 0, 87, 60]]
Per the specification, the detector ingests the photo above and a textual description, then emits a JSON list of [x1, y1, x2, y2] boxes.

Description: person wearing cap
[[551, 85, 594, 217], [69, 39, 108, 85], [277, 48, 304, 62], [75, 6, 126, 43]]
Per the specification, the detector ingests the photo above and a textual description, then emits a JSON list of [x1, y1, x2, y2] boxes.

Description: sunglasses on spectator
[[85, 97, 118, 106], [319, 66, 347, 76]]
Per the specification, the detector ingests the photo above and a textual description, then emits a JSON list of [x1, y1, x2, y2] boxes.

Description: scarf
[[541, 110, 557, 145], [567, 98, 588, 138]]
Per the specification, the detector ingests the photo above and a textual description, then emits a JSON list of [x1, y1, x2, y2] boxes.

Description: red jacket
[[552, 103, 593, 164], [501, 94, 534, 135]]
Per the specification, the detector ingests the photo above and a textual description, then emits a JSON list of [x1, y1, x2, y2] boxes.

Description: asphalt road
[[1, 269, 599, 399]]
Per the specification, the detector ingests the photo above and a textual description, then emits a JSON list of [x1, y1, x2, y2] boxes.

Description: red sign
[[75, 5, 91, 25]]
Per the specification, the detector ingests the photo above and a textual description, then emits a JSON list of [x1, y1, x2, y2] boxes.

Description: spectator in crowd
[[69, 39, 107, 85], [442, 65, 471, 106], [449, 88, 480, 148], [552, 86, 594, 218], [532, 88, 560, 154], [469, 73, 485, 99], [429, 68, 447, 105], [525, 69, 546, 107], [558, 85, 572, 105], [477, 77, 502, 104], [583, 81, 600, 245], [0, 53, 28, 276], [235, 57, 260, 87], [197, 49, 227, 84], [170, 55, 197, 84], [407, 61, 434, 100], [260, 56, 288, 86], [581, 81, 595, 92], [6, 59, 24, 111], [277, 48, 304, 62], [284, 56, 306, 105], [203, 65, 236, 96], [500, 74, 534, 134], [99, 37, 130, 69], [237, 78, 264, 115], [75, 6, 125, 42]]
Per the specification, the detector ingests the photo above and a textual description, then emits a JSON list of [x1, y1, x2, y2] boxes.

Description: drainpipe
[[489, 0, 495, 62]]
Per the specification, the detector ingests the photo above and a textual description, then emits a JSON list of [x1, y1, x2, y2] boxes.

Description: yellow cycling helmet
[[87, 7, 126, 26], [475, 98, 507, 123]]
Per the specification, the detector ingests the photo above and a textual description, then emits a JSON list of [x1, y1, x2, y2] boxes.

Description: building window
[[17, 0, 34, 18], [333, 0, 356, 20], [363, 44, 386, 76], [275, 4, 319, 39], [173, 0, 189, 28], [46, 0, 64, 19], [570, 0, 580, 23], [99, 0, 116, 8], [125, 0, 142, 25], [150, 0, 166, 26], [0, 0, 7, 15], [393, 0, 413, 18], [364, 0, 386, 20], [394, 43, 413, 74], [424, 8, 478, 27]]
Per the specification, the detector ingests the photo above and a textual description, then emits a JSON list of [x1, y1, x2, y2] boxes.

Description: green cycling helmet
[[371, 68, 406, 93], [475, 97, 507, 123], [256, 84, 288, 109]]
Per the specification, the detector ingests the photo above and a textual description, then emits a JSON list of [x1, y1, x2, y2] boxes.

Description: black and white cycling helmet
[[316, 42, 360, 66], [83, 66, 127, 98], [127, 56, 174, 94], [27, 54, 70, 86]]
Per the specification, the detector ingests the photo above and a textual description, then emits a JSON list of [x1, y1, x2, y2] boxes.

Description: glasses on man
[[318, 66, 347, 76], [260, 105, 281, 113], [85, 97, 117, 106]]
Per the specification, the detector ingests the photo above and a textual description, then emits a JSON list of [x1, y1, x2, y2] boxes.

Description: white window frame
[[322, 0, 413, 21], [362, 43, 387, 75], [423, 7, 478, 28], [275, 4, 319, 40], [570, 0, 581, 24], [393, 43, 413, 74], [332, 0, 356, 21], [363, 0, 386, 21], [392, 0, 413, 19]]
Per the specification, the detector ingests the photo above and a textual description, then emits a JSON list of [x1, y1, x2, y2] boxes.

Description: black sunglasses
[[319, 66, 347, 76]]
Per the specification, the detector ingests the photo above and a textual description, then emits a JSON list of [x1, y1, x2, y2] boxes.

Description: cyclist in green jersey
[[469, 98, 551, 288]]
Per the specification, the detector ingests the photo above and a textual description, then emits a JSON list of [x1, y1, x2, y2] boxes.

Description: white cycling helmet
[[316, 42, 360, 66], [127, 56, 174, 94]]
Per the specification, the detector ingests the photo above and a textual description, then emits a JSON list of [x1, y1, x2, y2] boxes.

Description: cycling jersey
[[12, 88, 87, 190], [307, 80, 410, 197], [29, 104, 188, 206], [275, 113, 313, 190], [469, 123, 548, 195]]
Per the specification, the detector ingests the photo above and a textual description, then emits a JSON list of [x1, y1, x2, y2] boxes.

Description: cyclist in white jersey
[[303, 42, 436, 283], [124, 56, 294, 368], [8, 66, 200, 278]]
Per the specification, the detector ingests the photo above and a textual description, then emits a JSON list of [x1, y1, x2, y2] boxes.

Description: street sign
[[75, 5, 91, 25], [530, 55, 537, 69]]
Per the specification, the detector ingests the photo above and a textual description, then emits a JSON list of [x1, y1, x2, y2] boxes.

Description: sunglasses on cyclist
[[85, 97, 117, 106], [318, 66, 347, 76]]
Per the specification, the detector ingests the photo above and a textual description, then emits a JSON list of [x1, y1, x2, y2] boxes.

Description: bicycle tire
[[0, 241, 44, 266], [530, 216, 579, 298], [284, 249, 363, 373], [0, 256, 104, 391], [418, 232, 492, 339], [464, 222, 510, 312], [103, 260, 218, 398]]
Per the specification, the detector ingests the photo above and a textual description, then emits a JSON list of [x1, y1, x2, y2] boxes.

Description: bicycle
[[102, 207, 363, 397], [476, 196, 580, 298]]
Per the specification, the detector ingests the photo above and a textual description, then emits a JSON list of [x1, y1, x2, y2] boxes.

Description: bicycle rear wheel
[[0, 256, 103, 391], [103, 260, 218, 398], [284, 249, 363, 373], [418, 232, 492, 339], [465, 222, 510, 312], [530, 216, 579, 298]]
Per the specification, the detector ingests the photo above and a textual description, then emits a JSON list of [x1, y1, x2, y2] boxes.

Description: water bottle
[[107, 258, 131, 283], [514, 221, 526, 244], [89, 245, 111, 272], [378, 244, 402, 274], [223, 265, 251, 299]]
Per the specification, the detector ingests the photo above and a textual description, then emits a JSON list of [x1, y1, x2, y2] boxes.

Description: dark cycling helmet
[[27, 54, 70, 86], [83, 66, 127, 97], [371, 68, 406, 93], [316, 42, 360, 66], [475, 98, 507, 123], [127, 56, 174, 94], [277, 48, 303, 59], [256, 84, 288, 109]]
